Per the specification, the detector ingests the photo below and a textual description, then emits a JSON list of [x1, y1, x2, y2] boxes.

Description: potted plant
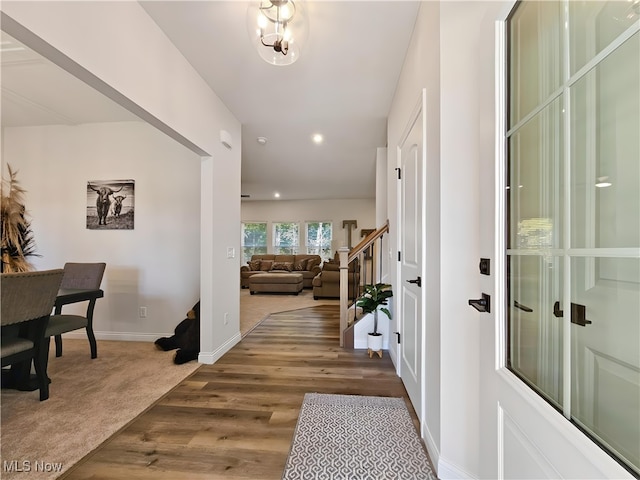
[[356, 283, 393, 357]]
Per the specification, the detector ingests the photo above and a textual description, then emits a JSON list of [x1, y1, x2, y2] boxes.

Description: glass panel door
[[507, 1, 639, 474], [569, 24, 640, 474]]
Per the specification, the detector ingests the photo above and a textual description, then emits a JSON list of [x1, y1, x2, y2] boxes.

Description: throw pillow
[[293, 258, 308, 271], [248, 260, 261, 271], [260, 260, 273, 271], [306, 258, 320, 270], [323, 263, 339, 271], [271, 261, 293, 272]]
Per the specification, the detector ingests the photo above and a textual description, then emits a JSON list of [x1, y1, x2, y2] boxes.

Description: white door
[[397, 90, 426, 420], [479, 2, 638, 478]]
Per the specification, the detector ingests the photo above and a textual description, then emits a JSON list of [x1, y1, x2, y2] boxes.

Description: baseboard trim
[[61, 330, 243, 367], [198, 331, 241, 365], [423, 425, 440, 477], [61, 331, 160, 342], [437, 455, 475, 480]]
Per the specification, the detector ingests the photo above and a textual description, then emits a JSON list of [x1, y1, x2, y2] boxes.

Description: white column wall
[[388, 1, 515, 478], [1, 1, 242, 359], [387, 0, 443, 471]]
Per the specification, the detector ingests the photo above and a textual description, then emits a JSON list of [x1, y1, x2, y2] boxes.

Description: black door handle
[[406, 276, 421, 287], [553, 301, 592, 326], [468, 293, 491, 313], [553, 301, 563, 318], [514, 301, 533, 312]]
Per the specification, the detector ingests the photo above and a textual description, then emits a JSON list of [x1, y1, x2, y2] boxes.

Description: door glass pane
[[571, 256, 640, 475], [571, 33, 640, 249], [569, 1, 639, 75], [508, 99, 563, 250], [509, 0, 563, 128], [507, 1, 640, 473], [508, 254, 564, 407]]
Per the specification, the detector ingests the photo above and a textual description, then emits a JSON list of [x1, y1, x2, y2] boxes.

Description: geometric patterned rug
[[282, 393, 438, 479]]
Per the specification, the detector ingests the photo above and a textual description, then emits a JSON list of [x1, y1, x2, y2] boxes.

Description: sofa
[[241, 254, 322, 289], [312, 259, 360, 299]]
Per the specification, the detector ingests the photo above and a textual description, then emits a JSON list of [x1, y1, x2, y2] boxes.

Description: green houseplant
[[356, 283, 392, 357]]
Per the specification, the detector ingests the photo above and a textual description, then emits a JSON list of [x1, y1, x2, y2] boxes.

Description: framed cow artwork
[[86, 179, 135, 230]]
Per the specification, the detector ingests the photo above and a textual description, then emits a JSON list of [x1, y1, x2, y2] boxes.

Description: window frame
[[241, 222, 268, 263], [305, 221, 333, 259], [272, 221, 300, 255]]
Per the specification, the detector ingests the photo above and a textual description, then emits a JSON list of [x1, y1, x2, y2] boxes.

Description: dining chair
[[1, 269, 64, 401], [45, 262, 106, 359]]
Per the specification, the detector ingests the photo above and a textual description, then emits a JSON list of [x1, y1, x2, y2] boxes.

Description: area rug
[[282, 393, 437, 480]]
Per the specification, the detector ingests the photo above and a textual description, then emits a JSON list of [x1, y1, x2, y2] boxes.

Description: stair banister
[[338, 247, 350, 347], [339, 220, 390, 347]]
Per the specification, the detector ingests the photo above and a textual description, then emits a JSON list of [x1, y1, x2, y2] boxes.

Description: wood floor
[[62, 305, 422, 480]]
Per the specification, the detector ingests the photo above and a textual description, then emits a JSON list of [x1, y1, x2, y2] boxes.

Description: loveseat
[[312, 259, 360, 299], [241, 254, 322, 289]]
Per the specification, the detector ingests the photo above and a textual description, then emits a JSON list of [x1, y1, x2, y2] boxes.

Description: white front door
[[397, 90, 426, 420], [479, 2, 638, 478]]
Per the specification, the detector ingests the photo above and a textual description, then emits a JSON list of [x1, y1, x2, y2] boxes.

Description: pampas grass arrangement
[[1, 164, 38, 272]]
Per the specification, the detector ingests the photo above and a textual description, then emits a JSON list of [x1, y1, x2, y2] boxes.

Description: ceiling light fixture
[[595, 176, 612, 188], [274, 192, 281, 198], [247, 0, 308, 66], [312, 133, 323, 144], [257, 136, 268, 145]]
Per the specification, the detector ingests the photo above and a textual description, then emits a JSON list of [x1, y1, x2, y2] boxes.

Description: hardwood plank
[[61, 305, 424, 480]]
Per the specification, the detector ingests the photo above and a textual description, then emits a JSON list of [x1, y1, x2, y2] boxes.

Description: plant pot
[[367, 332, 383, 358]]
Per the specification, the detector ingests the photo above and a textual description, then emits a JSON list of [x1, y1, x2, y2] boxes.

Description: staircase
[[338, 220, 389, 347]]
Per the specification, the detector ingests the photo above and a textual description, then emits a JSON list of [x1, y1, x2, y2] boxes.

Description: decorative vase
[[367, 332, 383, 358]]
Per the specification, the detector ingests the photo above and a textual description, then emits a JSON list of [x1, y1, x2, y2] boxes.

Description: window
[[506, 1, 639, 474], [241, 222, 267, 263], [306, 221, 332, 259], [273, 222, 299, 255]]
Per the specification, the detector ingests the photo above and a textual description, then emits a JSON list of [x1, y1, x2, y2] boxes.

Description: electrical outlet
[[224, 312, 229, 325], [139, 306, 147, 318]]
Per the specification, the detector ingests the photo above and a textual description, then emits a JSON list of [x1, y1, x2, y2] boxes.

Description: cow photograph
[[86, 179, 135, 230]]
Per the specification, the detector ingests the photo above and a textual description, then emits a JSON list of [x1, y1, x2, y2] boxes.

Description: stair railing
[[338, 220, 389, 347]]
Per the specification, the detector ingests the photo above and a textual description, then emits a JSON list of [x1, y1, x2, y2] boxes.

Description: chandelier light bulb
[[257, 12, 268, 29]]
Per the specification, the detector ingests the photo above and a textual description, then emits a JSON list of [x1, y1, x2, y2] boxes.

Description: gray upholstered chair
[[1, 269, 64, 401], [45, 262, 106, 359]]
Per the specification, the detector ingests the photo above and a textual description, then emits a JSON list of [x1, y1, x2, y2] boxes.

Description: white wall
[[388, 1, 504, 477], [387, 0, 443, 470], [1, 1, 242, 361], [2, 122, 200, 339], [241, 198, 376, 260]]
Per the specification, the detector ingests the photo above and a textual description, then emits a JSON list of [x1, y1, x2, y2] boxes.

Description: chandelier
[[247, 0, 308, 66]]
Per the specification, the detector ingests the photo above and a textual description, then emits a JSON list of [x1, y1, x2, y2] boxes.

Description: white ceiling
[[1, 1, 420, 201]]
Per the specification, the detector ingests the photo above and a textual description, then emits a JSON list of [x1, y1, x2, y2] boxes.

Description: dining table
[[1, 288, 104, 392]]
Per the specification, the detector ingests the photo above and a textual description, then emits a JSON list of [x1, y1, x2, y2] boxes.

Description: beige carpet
[[1, 288, 337, 479], [0, 339, 199, 479]]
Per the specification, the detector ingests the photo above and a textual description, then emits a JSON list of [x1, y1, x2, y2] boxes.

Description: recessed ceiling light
[[257, 136, 268, 145], [274, 192, 280, 198], [312, 134, 323, 144], [595, 176, 612, 188]]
